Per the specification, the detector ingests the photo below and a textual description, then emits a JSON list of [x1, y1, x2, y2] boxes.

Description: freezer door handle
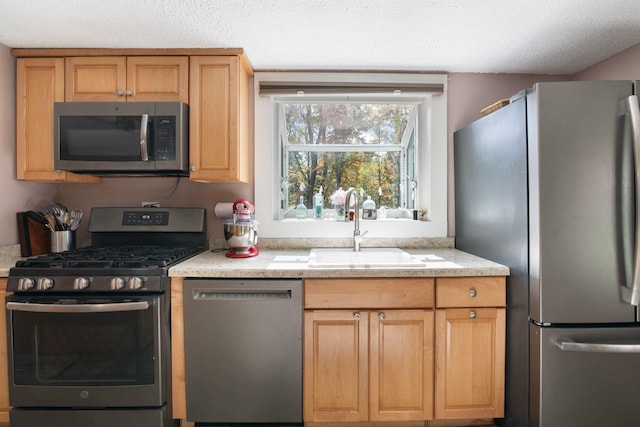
[[555, 337, 640, 353], [626, 95, 640, 306]]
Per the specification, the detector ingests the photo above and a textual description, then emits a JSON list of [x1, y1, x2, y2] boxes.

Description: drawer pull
[[469, 288, 478, 298], [353, 312, 361, 321], [379, 312, 386, 321], [469, 310, 477, 319]]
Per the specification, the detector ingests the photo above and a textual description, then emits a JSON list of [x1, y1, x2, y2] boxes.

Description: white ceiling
[[2, 0, 640, 74]]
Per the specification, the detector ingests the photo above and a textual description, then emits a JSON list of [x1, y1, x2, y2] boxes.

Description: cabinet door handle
[[125, 90, 133, 96], [353, 312, 361, 321], [469, 310, 477, 319], [469, 288, 478, 297], [116, 89, 124, 96], [379, 312, 386, 321]]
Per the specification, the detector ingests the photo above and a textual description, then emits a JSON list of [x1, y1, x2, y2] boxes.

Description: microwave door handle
[[140, 113, 149, 161], [6, 301, 150, 313]]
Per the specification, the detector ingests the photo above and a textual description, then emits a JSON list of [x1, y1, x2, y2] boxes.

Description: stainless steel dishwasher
[[182, 278, 303, 424]]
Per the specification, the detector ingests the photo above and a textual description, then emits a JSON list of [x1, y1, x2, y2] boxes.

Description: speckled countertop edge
[[0, 245, 21, 277], [1, 237, 510, 279], [169, 247, 510, 278]]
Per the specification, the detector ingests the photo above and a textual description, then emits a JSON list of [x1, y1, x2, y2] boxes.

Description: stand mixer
[[223, 199, 259, 258]]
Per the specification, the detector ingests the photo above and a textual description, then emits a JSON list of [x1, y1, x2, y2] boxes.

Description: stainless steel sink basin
[[308, 248, 427, 268]]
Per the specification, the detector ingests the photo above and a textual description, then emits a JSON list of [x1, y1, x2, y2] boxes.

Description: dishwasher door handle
[[192, 289, 292, 300]]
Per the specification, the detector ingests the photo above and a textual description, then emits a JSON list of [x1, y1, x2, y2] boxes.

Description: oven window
[[10, 300, 158, 386]]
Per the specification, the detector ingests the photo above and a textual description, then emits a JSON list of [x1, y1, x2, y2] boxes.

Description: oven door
[[5, 293, 168, 408]]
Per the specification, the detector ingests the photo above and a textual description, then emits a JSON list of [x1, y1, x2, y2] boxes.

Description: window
[[279, 100, 418, 218], [254, 72, 448, 239]]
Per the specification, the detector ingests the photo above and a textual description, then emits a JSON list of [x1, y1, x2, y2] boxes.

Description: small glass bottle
[[295, 196, 307, 219], [313, 188, 324, 219]]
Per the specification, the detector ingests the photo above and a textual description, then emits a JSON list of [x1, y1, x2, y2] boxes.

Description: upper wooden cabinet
[[188, 56, 252, 183], [12, 49, 253, 183], [65, 56, 189, 102], [15, 57, 101, 183]]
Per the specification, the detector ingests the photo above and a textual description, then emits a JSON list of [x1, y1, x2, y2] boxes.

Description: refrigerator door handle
[[555, 337, 640, 353], [625, 95, 640, 306]]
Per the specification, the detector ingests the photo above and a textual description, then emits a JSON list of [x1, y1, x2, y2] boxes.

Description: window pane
[[277, 99, 419, 218], [282, 103, 414, 146], [286, 151, 400, 210]]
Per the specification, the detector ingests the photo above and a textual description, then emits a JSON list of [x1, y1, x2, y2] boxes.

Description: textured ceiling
[[2, 0, 640, 74]]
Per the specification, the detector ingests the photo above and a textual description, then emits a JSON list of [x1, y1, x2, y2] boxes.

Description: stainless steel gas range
[[6, 207, 207, 427]]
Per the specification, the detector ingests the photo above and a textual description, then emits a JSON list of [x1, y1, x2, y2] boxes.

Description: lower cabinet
[[303, 276, 506, 424], [303, 278, 435, 422], [0, 278, 9, 423], [434, 277, 506, 420], [304, 309, 434, 422]]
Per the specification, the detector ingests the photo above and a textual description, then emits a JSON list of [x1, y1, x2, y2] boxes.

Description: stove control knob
[[36, 277, 54, 290], [128, 277, 144, 290], [73, 277, 90, 290], [110, 277, 125, 290], [17, 278, 35, 290]]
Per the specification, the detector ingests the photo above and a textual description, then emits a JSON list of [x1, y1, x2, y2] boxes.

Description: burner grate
[[14, 246, 202, 269]]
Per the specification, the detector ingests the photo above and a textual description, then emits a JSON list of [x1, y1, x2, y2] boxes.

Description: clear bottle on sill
[[313, 186, 324, 219], [296, 196, 307, 219]]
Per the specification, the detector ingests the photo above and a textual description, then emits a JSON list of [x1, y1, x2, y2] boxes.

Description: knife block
[[17, 212, 51, 256]]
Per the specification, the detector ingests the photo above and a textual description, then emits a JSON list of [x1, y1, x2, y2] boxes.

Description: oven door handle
[[6, 301, 150, 313]]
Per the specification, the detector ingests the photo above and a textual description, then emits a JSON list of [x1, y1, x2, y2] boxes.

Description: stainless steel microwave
[[54, 102, 189, 175]]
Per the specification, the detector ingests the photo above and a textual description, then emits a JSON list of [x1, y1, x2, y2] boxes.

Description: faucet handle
[[353, 230, 368, 251]]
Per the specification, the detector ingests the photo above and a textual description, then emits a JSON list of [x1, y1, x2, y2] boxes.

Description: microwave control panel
[[155, 116, 176, 160]]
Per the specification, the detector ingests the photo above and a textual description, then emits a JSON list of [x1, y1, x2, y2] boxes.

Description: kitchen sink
[[308, 248, 427, 268]]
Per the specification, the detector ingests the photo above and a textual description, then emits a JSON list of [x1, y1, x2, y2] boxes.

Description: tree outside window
[[278, 100, 418, 218]]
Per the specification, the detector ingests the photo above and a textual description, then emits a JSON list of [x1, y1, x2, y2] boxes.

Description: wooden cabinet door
[[126, 56, 188, 102], [435, 307, 505, 419], [16, 58, 100, 183], [65, 56, 188, 102], [188, 56, 250, 183], [303, 310, 369, 422], [65, 56, 126, 101], [370, 309, 434, 421], [0, 279, 9, 423]]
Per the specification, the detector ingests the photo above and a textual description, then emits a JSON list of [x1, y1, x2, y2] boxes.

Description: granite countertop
[[169, 247, 510, 278], [0, 245, 22, 278], [0, 239, 510, 279]]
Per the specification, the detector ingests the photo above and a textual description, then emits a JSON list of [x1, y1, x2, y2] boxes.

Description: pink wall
[[0, 44, 56, 246], [575, 43, 640, 80], [57, 178, 252, 246], [2, 41, 640, 246]]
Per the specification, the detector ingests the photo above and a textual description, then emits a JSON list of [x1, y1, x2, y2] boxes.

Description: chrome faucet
[[345, 188, 367, 251]]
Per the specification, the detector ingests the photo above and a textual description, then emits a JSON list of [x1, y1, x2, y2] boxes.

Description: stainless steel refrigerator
[[454, 80, 640, 427]]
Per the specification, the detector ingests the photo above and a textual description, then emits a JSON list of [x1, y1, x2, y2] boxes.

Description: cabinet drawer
[[436, 277, 505, 308], [304, 278, 434, 309]]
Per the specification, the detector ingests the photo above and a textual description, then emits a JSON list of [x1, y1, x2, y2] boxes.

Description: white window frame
[[254, 72, 448, 239]]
